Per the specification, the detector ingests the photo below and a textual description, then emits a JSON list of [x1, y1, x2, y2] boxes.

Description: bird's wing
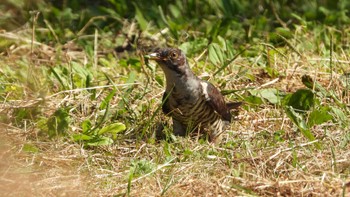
[[201, 81, 232, 121], [162, 91, 171, 115]]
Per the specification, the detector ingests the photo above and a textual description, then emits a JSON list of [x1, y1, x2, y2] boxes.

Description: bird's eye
[[170, 52, 178, 59]]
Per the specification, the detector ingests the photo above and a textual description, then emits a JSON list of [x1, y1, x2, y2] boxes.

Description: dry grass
[[1, 124, 349, 196], [0, 22, 350, 197]]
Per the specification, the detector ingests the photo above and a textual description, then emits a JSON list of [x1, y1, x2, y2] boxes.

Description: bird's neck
[[164, 68, 200, 95]]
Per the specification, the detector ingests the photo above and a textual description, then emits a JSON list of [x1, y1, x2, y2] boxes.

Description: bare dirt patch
[[0, 127, 89, 196]]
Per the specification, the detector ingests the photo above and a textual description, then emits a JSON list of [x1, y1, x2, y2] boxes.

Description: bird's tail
[[226, 102, 242, 110]]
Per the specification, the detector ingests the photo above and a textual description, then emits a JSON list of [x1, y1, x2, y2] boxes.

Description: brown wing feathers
[[204, 82, 233, 121]]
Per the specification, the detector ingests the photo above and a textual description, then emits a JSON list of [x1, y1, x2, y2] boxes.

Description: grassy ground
[[1, 1, 350, 196]]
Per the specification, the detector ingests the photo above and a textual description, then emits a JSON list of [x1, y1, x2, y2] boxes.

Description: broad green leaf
[[97, 122, 126, 135], [301, 75, 314, 89], [284, 89, 315, 111], [285, 106, 309, 131], [243, 95, 263, 105], [72, 133, 93, 141], [169, 4, 181, 18], [249, 88, 280, 104], [86, 136, 113, 146], [258, 88, 280, 104], [285, 106, 321, 149], [308, 106, 333, 127]]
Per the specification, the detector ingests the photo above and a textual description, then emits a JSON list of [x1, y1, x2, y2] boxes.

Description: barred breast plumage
[[148, 48, 241, 143]]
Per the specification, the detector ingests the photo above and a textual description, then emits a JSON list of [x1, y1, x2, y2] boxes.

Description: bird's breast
[[168, 92, 221, 128]]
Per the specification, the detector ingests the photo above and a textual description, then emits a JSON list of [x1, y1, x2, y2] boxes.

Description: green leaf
[[155, 75, 164, 87], [97, 122, 126, 135], [265, 66, 280, 78], [208, 19, 221, 39], [308, 106, 333, 127], [208, 43, 224, 65], [49, 67, 67, 90], [243, 95, 263, 105], [302, 75, 342, 105], [269, 27, 292, 45], [249, 88, 281, 104], [134, 5, 148, 30], [302, 75, 328, 96], [127, 166, 134, 195], [179, 38, 208, 56], [275, 27, 293, 39], [169, 4, 181, 18], [72, 133, 93, 141], [100, 89, 117, 110], [163, 142, 172, 158], [214, 44, 245, 76], [47, 108, 70, 137], [81, 119, 92, 133], [292, 148, 298, 167], [340, 132, 350, 148], [127, 58, 141, 70], [284, 89, 315, 111], [86, 136, 113, 146], [72, 62, 90, 77], [301, 75, 314, 89], [285, 106, 309, 131], [331, 107, 348, 127], [285, 106, 321, 149], [273, 130, 285, 142], [130, 159, 154, 176], [23, 144, 39, 153], [125, 70, 137, 84]]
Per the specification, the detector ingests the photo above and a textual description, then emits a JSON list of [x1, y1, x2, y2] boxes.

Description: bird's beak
[[145, 52, 161, 60]]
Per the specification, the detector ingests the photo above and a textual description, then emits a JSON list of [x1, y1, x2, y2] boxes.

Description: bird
[[147, 48, 241, 143]]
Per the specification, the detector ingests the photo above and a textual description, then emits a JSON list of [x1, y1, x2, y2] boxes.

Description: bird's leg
[[208, 120, 227, 144], [172, 119, 187, 136], [209, 132, 223, 144], [155, 122, 167, 140]]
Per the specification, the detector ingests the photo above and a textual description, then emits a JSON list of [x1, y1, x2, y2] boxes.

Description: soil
[[0, 128, 89, 196]]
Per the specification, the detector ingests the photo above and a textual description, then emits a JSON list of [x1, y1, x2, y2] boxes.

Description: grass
[[1, 0, 350, 196]]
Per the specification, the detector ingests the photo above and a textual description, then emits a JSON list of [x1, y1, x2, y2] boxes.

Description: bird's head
[[147, 48, 188, 75]]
